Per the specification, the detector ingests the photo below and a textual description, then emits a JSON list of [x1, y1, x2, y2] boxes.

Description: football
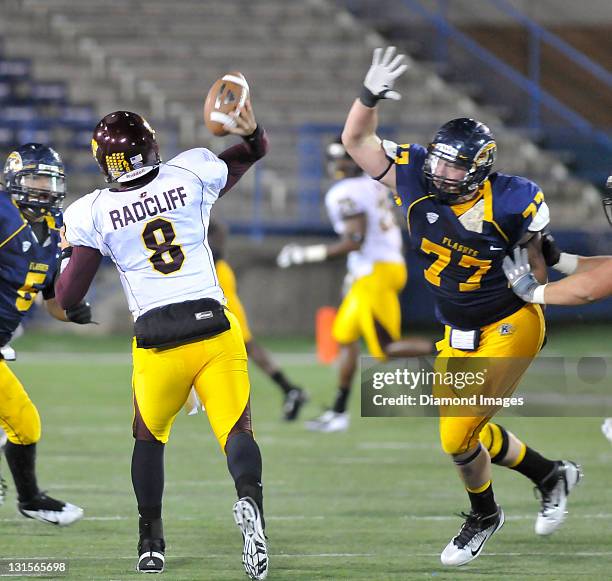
[[203, 71, 250, 136]]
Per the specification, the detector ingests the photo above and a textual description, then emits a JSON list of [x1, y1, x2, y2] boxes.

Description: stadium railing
[[337, 0, 611, 187]]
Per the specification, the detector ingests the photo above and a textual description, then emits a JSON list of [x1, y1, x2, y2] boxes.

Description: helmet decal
[[106, 152, 132, 180], [6, 151, 23, 173]]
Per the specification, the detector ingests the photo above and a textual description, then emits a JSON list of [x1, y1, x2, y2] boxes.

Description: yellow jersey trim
[[0, 223, 27, 249], [482, 181, 509, 243], [406, 194, 435, 235], [450, 189, 484, 217]]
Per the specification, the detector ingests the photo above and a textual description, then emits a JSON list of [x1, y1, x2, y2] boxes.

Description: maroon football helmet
[[92, 111, 160, 183]]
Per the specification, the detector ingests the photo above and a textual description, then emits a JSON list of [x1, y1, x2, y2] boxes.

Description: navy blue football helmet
[[2, 143, 66, 220], [604, 175, 612, 227], [424, 118, 497, 205]]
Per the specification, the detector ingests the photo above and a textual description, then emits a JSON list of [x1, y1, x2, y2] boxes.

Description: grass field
[[1, 326, 611, 580]]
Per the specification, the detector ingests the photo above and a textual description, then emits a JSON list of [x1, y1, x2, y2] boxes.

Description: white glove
[[502, 247, 546, 304], [0, 344, 16, 361], [277, 244, 327, 268], [361, 46, 409, 106]]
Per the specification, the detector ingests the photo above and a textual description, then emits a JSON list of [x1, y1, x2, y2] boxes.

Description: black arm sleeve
[[218, 125, 269, 196], [55, 245, 103, 309]]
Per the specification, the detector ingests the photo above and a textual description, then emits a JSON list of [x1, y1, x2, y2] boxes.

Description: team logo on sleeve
[[498, 323, 515, 336], [426, 212, 439, 224]]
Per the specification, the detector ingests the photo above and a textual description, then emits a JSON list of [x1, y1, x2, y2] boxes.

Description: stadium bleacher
[[0, 0, 606, 227]]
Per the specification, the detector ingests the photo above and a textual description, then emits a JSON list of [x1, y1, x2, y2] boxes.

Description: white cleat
[[441, 507, 504, 566], [305, 411, 349, 433], [18, 492, 84, 526], [601, 418, 612, 443], [233, 497, 268, 580], [535, 461, 582, 536]]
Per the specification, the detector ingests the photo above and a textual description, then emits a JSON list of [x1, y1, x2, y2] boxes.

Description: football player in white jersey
[[55, 106, 268, 580], [277, 137, 432, 432]]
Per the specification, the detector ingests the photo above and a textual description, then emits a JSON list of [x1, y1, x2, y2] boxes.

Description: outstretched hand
[[502, 247, 542, 303], [224, 100, 257, 137], [361, 46, 409, 106]]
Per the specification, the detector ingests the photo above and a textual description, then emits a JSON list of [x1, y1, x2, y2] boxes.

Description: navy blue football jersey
[[392, 143, 547, 329], [0, 192, 62, 345]]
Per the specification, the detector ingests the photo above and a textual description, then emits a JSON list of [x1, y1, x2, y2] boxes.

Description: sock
[[131, 440, 164, 523], [511, 447, 557, 489], [226, 432, 264, 526], [332, 387, 350, 413], [480, 423, 510, 464], [139, 515, 164, 543], [4, 442, 39, 502], [270, 370, 294, 395], [466, 480, 497, 516]]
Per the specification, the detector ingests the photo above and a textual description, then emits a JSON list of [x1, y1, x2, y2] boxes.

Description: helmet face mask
[[3, 144, 66, 221], [604, 176, 612, 227], [424, 118, 496, 205], [92, 111, 161, 183], [604, 198, 612, 226]]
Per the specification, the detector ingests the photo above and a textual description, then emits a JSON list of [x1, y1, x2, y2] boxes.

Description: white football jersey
[[325, 175, 404, 279], [63, 148, 228, 319]]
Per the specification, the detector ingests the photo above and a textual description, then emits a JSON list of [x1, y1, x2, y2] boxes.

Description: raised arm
[[218, 100, 269, 196], [342, 47, 409, 191]]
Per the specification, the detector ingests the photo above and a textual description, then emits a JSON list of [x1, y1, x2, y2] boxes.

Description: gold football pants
[[0, 360, 41, 445], [333, 262, 407, 359], [132, 311, 250, 450], [435, 304, 546, 455]]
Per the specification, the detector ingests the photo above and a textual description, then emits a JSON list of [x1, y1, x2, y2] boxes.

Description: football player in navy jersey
[[0, 143, 91, 525], [342, 47, 581, 566]]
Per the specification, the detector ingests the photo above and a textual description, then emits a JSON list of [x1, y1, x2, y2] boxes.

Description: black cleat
[[137, 538, 165, 574], [282, 388, 308, 421]]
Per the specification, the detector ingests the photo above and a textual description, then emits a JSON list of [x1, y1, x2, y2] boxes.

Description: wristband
[[532, 285, 547, 305], [553, 253, 579, 275], [59, 246, 73, 273], [243, 124, 262, 144], [359, 86, 379, 108], [303, 244, 328, 263]]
